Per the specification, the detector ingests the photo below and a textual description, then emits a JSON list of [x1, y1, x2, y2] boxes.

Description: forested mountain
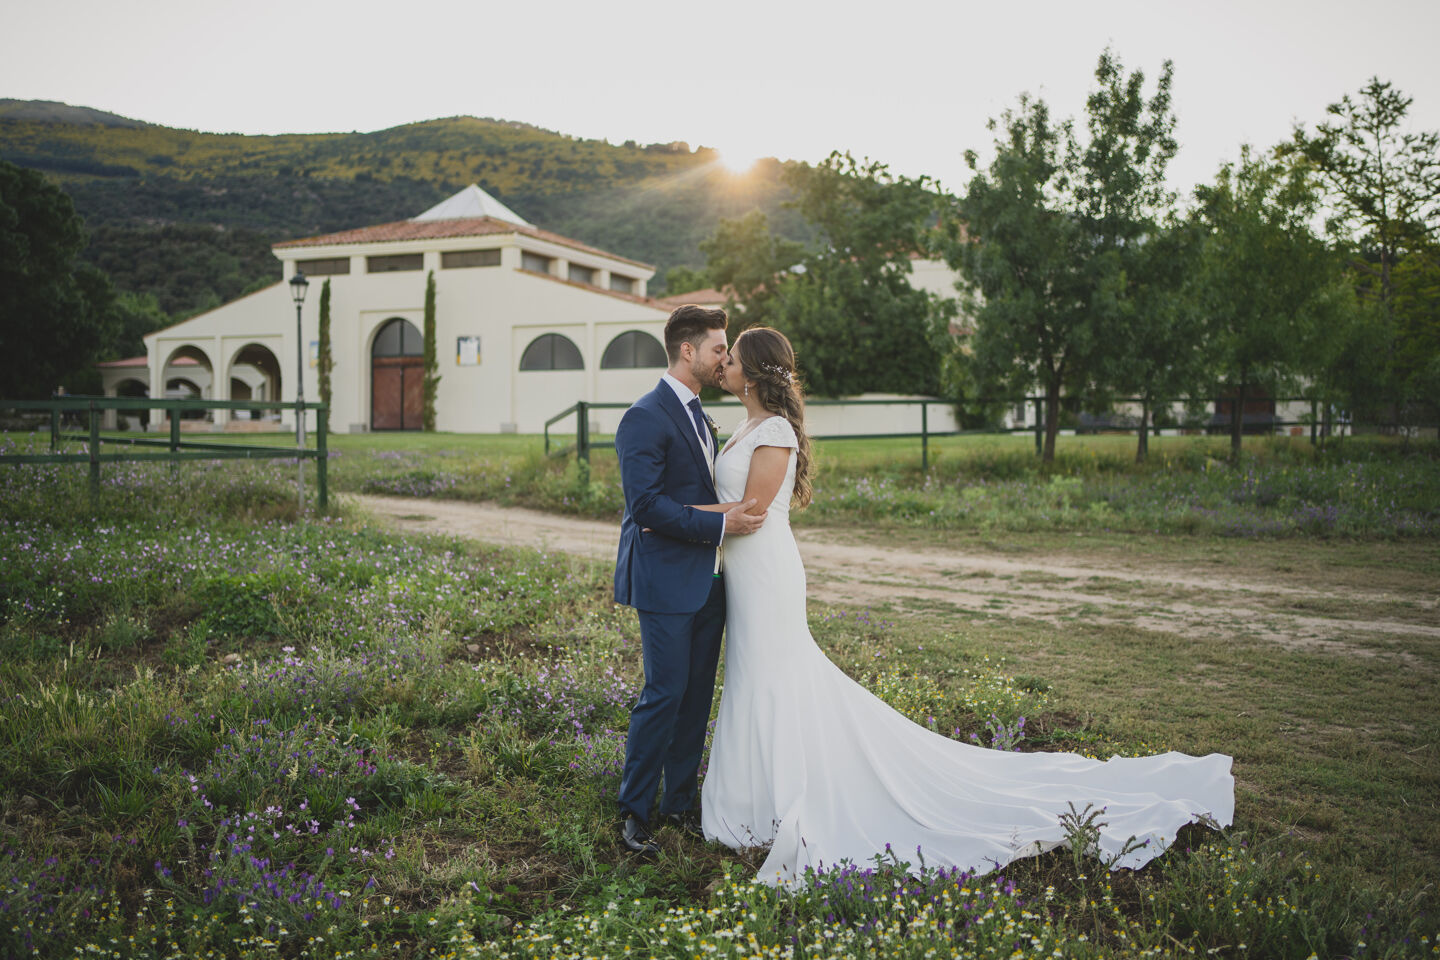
[[0, 101, 812, 318]]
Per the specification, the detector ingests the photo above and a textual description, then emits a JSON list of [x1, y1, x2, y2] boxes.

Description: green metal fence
[[543, 396, 1337, 470], [0, 396, 329, 509], [545, 398, 957, 469]]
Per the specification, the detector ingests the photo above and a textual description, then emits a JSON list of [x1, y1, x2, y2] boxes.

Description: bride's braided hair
[[733, 326, 814, 508]]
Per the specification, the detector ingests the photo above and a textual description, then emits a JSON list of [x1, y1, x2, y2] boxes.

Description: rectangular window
[[296, 257, 350, 276], [367, 254, 424, 273], [521, 251, 553, 274], [609, 273, 635, 294], [442, 249, 502, 269], [568, 264, 595, 285]]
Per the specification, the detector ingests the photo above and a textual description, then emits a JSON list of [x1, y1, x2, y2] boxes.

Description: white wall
[[140, 244, 970, 438], [275, 242, 670, 434]]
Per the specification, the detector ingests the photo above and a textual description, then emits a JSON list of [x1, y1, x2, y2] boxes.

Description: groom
[[613, 304, 765, 854]]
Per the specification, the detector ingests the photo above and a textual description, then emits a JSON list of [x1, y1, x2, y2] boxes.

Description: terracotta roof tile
[[274, 216, 654, 271], [518, 267, 669, 310], [658, 287, 730, 307]]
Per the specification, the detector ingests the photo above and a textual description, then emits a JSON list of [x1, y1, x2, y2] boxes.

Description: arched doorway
[[115, 378, 149, 431], [161, 346, 214, 424], [229, 343, 282, 423], [165, 378, 207, 419], [372, 318, 424, 430]]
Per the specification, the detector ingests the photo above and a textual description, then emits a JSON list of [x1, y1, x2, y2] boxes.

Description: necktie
[[687, 397, 711, 458]]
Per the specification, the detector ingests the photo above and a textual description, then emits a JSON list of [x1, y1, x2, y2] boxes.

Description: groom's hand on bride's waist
[[724, 499, 766, 535]]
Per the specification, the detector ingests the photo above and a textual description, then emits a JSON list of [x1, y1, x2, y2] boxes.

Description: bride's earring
[[744, 382, 750, 398]]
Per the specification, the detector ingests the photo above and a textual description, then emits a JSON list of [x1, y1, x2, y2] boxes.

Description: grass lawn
[[0, 431, 1436, 957]]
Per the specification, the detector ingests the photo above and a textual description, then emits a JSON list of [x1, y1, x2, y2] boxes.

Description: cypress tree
[[422, 271, 440, 431], [317, 279, 333, 436]]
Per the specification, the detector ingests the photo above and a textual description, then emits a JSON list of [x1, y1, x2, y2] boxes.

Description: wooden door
[[372, 356, 423, 430]]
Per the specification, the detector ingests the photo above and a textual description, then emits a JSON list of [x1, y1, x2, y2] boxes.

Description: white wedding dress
[[700, 416, 1234, 887]]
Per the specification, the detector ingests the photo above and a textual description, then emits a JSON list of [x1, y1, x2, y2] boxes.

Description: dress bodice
[[715, 416, 798, 516]]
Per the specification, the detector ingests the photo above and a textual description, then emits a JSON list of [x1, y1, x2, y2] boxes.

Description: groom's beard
[[692, 358, 725, 390]]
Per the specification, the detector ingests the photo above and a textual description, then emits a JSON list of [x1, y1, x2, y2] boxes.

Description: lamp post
[[289, 270, 309, 505]]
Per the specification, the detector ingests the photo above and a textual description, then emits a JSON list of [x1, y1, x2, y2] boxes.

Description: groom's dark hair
[[663, 305, 728, 363]]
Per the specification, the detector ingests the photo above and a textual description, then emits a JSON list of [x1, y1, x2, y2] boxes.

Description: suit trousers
[[618, 575, 726, 823]]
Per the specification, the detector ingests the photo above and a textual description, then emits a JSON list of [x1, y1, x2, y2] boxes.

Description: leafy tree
[[1191, 147, 1351, 459], [0, 160, 115, 398], [106, 290, 169, 361], [948, 51, 1184, 461], [769, 153, 949, 396], [1287, 78, 1440, 424], [949, 95, 1091, 461], [318, 279, 333, 437], [1072, 51, 1189, 461], [700, 209, 803, 331], [661, 264, 711, 298], [1110, 219, 1209, 461], [1290, 78, 1440, 308], [1390, 242, 1440, 406], [422, 271, 439, 432]]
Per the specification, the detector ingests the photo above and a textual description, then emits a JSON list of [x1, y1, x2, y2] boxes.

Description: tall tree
[[1191, 147, 1350, 459], [1288, 78, 1440, 424], [1112, 218, 1208, 461], [317, 278, 333, 437], [0, 160, 113, 398], [700, 209, 803, 332], [771, 153, 949, 396], [947, 51, 1183, 461], [1072, 50, 1188, 461], [421, 271, 439, 432], [949, 95, 1089, 461], [1290, 78, 1440, 309]]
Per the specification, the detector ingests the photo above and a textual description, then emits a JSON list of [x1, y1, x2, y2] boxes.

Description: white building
[[128, 185, 674, 435], [111, 186, 966, 437]]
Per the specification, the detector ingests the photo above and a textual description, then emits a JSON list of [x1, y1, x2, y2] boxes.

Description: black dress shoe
[[620, 815, 659, 855], [662, 809, 703, 839]]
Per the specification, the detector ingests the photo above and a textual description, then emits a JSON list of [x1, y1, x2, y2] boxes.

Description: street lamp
[[289, 270, 309, 504], [289, 270, 309, 447]]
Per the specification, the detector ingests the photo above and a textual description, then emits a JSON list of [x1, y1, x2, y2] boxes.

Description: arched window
[[600, 330, 667, 369], [373, 318, 423, 357], [519, 333, 584, 371]]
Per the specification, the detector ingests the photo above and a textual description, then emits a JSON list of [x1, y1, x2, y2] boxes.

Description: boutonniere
[[703, 412, 719, 439]]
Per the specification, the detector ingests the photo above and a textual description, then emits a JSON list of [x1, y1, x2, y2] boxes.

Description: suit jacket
[[613, 380, 726, 614]]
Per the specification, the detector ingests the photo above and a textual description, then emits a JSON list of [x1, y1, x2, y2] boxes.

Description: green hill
[[0, 102, 813, 318]]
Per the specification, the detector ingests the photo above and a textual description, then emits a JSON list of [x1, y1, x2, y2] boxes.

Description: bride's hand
[[724, 499, 766, 535]]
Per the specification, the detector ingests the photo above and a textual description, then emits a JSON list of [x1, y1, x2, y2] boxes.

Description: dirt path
[[348, 493, 1438, 654]]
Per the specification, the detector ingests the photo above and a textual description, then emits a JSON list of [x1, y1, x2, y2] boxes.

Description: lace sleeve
[[752, 416, 799, 450]]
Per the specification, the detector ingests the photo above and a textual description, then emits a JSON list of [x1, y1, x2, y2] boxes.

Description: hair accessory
[[760, 361, 794, 385]]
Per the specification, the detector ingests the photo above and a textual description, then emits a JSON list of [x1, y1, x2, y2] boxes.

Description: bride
[[698, 326, 1234, 887]]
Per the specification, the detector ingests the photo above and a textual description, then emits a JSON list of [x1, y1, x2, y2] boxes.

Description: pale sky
[[4, 0, 1438, 201]]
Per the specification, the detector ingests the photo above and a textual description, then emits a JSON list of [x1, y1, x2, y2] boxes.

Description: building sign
[[457, 336, 481, 366]]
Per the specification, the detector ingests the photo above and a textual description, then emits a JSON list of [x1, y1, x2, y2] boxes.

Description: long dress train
[[700, 416, 1234, 887]]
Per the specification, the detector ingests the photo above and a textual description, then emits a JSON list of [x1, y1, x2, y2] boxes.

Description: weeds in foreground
[[0, 456, 1434, 957]]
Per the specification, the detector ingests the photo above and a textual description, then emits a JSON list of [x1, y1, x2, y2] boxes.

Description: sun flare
[[717, 150, 762, 175]]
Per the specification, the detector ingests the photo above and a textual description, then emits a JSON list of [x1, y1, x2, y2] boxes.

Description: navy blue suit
[[613, 380, 726, 824]]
